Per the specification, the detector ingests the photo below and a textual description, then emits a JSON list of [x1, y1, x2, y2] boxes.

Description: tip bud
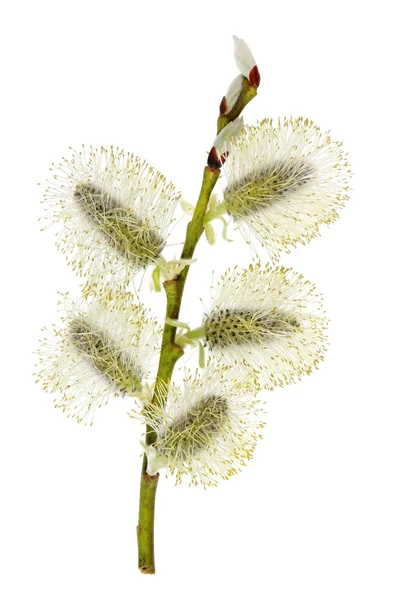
[[233, 36, 259, 86]]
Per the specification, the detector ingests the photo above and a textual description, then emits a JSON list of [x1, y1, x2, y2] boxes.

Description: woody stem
[[137, 167, 219, 574], [137, 76, 258, 575]]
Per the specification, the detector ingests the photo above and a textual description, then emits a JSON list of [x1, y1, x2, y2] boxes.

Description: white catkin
[[143, 365, 264, 487], [202, 262, 328, 391], [41, 146, 181, 295], [35, 290, 161, 425], [221, 117, 351, 262]]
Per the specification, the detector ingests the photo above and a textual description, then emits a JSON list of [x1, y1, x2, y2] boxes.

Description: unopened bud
[[233, 36, 260, 87], [209, 117, 244, 168], [221, 74, 244, 115]]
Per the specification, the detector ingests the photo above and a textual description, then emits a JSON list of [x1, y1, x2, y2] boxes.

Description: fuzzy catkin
[[143, 366, 264, 487], [41, 146, 181, 295], [221, 118, 351, 261], [74, 183, 165, 267], [36, 291, 161, 425], [201, 263, 327, 391]]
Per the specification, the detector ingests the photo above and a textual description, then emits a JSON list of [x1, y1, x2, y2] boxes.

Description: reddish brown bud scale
[[249, 65, 260, 88], [207, 146, 222, 170], [219, 96, 228, 116]]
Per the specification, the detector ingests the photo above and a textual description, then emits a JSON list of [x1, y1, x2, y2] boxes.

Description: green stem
[[137, 77, 258, 574], [217, 76, 258, 134], [137, 472, 159, 574], [137, 167, 219, 574], [143, 166, 220, 451]]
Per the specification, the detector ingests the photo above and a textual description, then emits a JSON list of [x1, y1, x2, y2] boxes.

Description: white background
[[1, 0, 399, 598]]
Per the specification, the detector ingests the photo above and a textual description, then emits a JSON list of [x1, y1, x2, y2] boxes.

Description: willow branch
[[137, 75, 258, 574]]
